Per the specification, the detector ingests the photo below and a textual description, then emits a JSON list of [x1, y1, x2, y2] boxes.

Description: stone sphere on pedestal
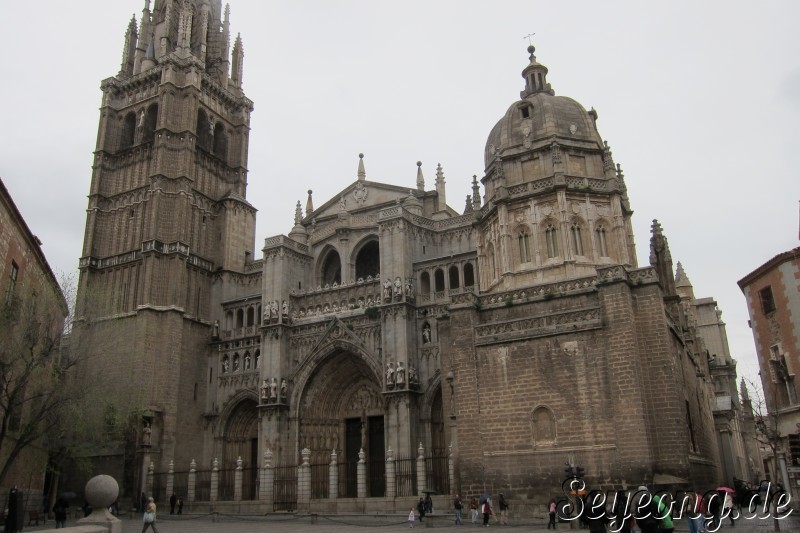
[[85, 474, 119, 508]]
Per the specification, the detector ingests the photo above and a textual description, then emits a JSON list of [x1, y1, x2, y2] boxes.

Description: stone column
[[260, 449, 274, 505], [166, 460, 175, 500], [234, 456, 243, 501], [297, 447, 311, 510], [146, 461, 154, 497], [448, 443, 455, 496], [187, 459, 196, 503], [385, 447, 396, 499], [357, 448, 367, 499], [416, 442, 426, 497], [210, 458, 219, 502], [328, 449, 338, 500]]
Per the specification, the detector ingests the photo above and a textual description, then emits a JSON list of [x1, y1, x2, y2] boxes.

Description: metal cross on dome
[[523, 33, 536, 45]]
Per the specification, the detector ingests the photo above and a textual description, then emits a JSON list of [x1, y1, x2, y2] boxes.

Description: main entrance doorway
[[298, 348, 385, 498]]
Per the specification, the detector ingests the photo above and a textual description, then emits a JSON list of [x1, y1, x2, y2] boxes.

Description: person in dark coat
[[585, 493, 609, 533], [417, 497, 426, 522], [498, 493, 509, 525], [177, 496, 183, 515], [4, 486, 21, 533], [140, 492, 147, 514], [53, 497, 69, 529], [169, 492, 177, 514]]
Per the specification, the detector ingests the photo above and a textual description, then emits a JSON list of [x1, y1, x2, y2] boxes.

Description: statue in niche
[[395, 362, 406, 387], [367, 296, 374, 307], [405, 278, 414, 297], [280, 379, 288, 399], [232, 354, 239, 371], [269, 378, 278, 400], [270, 301, 279, 322], [409, 365, 419, 386], [422, 323, 431, 344], [212, 320, 219, 338], [260, 379, 269, 400], [142, 422, 152, 446], [255, 352, 260, 368], [138, 109, 145, 128], [394, 277, 403, 298], [282, 300, 289, 319], [386, 362, 395, 387], [244, 353, 251, 370], [383, 280, 392, 301], [221, 356, 229, 373]]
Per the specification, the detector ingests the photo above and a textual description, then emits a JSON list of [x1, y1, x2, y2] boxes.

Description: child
[[408, 507, 416, 528]]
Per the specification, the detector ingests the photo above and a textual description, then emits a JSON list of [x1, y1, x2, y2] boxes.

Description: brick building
[[0, 177, 68, 499], [738, 247, 800, 500], [70, 0, 751, 512]]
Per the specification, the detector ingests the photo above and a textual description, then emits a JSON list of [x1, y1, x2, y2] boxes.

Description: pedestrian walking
[[53, 497, 69, 529], [454, 494, 464, 525], [470, 496, 479, 524], [177, 496, 183, 515], [633, 486, 659, 533], [141, 496, 160, 533], [497, 493, 509, 525], [482, 497, 493, 527], [169, 492, 177, 514], [425, 493, 433, 515], [408, 507, 416, 528], [547, 497, 558, 529], [652, 493, 672, 533], [417, 497, 426, 522]]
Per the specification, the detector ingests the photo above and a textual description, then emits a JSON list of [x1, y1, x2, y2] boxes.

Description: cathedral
[[71, 0, 735, 513]]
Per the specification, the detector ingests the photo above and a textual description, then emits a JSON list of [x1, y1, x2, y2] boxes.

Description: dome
[[484, 47, 603, 168]]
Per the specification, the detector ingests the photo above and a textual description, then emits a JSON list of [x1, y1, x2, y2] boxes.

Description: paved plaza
[[19, 511, 800, 533]]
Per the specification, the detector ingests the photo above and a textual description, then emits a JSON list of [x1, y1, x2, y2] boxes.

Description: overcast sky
[[1, 1, 798, 390]]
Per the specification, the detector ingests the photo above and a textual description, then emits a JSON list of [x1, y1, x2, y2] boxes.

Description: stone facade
[[738, 247, 800, 501], [72, 1, 750, 509]]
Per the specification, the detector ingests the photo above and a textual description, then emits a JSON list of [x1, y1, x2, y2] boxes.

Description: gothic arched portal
[[297, 348, 384, 497]]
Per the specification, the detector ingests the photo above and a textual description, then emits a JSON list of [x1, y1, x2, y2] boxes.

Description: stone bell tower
[[74, 0, 255, 482]]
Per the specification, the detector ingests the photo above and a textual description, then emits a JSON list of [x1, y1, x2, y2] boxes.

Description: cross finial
[[523, 33, 536, 45]]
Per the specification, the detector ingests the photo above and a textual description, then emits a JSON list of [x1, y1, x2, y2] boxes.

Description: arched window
[[236, 309, 244, 329], [246, 306, 255, 327], [434, 269, 445, 292], [545, 224, 559, 259], [464, 263, 475, 288], [225, 310, 233, 330], [213, 122, 228, 161], [420, 271, 431, 294], [320, 249, 342, 285], [197, 109, 211, 150], [596, 225, 608, 257], [570, 223, 584, 256], [142, 104, 158, 143], [449, 266, 460, 289], [355, 240, 380, 279], [532, 406, 556, 445], [517, 228, 532, 263], [120, 112, 136, 150]]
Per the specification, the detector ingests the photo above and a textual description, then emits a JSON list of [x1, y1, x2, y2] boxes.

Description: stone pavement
[[20, 512, 800, 532]]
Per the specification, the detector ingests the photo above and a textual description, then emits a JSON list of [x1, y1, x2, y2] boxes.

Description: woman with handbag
[[141, 497, 160, 533]]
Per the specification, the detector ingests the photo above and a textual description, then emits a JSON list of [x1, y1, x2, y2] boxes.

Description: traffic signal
[[575, 466, 585, 479], [565, 464, 575, 478]]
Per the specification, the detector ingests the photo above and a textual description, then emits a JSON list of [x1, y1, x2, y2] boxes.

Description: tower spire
[[471, 175, 481, 209], [119, 14, 138, 78], [435, 163, 447, 212], [416, 161, 425, 191], [306, 189, 314, 216], [231, 33, 245, 87]]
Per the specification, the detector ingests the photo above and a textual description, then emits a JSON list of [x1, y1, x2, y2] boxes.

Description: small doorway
[[344, 416, 385, 497]]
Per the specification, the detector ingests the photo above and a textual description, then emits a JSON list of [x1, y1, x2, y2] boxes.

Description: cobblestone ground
[[20, 511, 800, 533]]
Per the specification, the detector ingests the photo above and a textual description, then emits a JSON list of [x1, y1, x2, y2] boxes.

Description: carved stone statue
[[270, 301, 279, 322], [405, 278, 414, 297], [142, 422, 152, 446], [395, 362, 406, 387], [422, 323, 431, 344], [212, 320, 220, 338], [280, 379, 288, 399], [260, 379, 269, 400], [269, 378, 278, 400], [409, 365, 419, 386], [222, 356, 229, 373], [394, 277, 402, 298], [386, 362, 395, 387], [244, 353, 251, 370], [282, 300, 289, 319], [232, 354, 239, 371], [383, 280, 392, 301]]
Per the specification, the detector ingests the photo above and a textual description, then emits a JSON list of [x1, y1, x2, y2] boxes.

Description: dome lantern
[[521, 45, 553, 98]]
